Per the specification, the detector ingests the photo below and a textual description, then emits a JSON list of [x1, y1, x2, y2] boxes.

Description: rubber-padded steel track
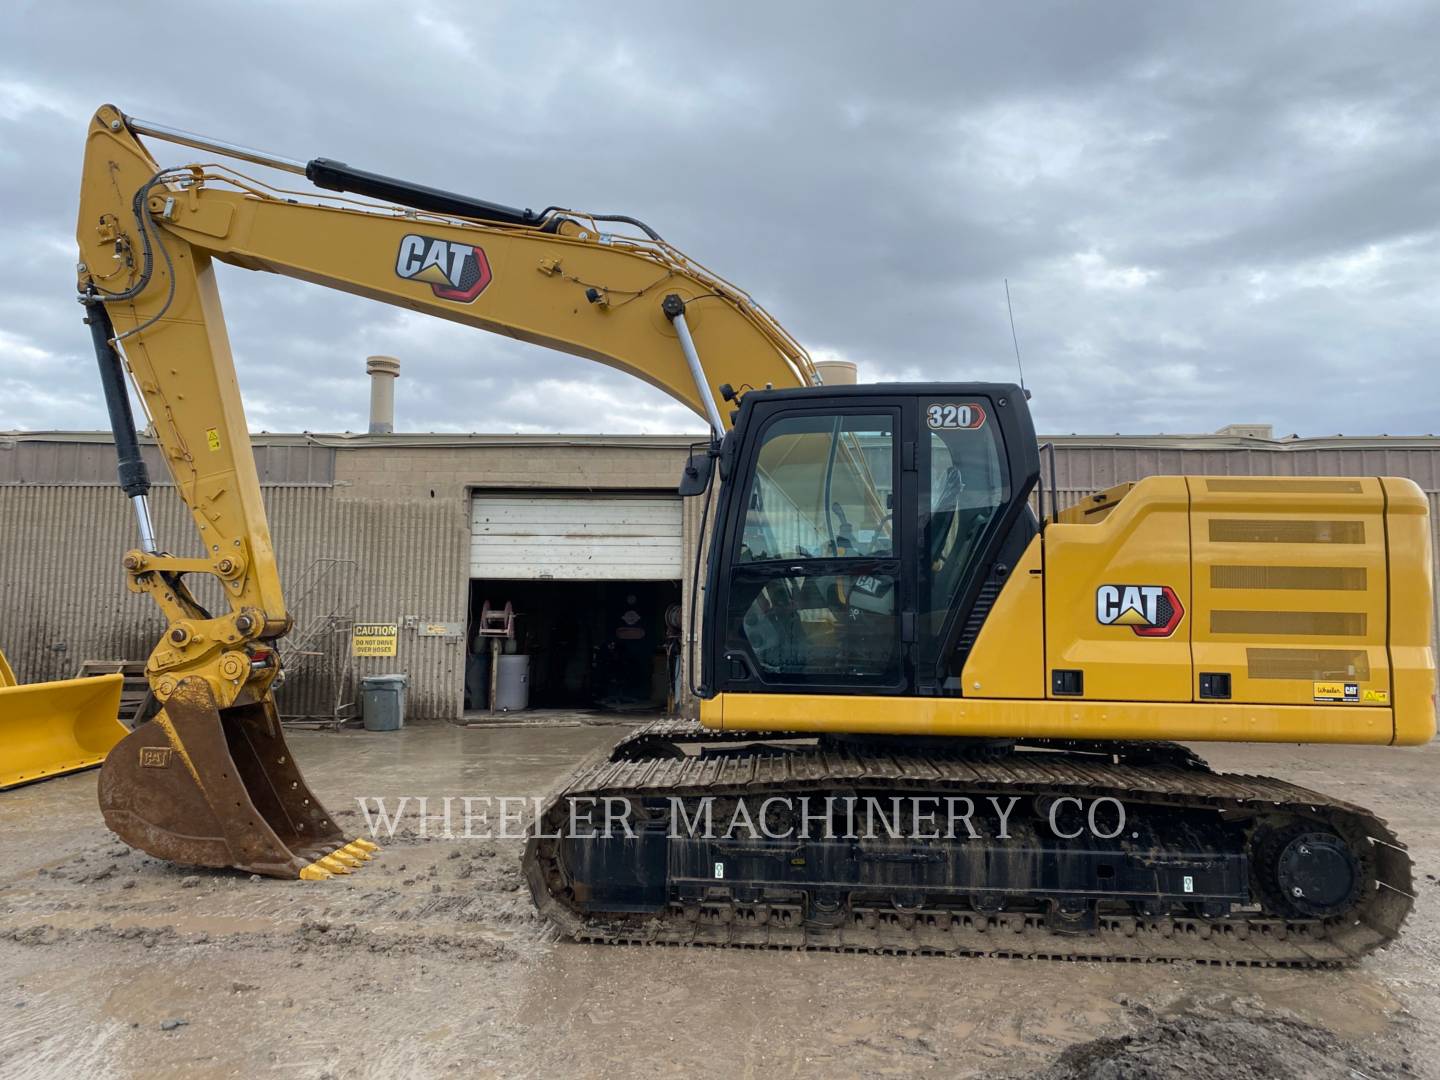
[[524, 720, 1412, 966]]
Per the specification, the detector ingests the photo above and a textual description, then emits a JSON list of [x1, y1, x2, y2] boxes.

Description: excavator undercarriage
[[525, 720, 1411, 966]]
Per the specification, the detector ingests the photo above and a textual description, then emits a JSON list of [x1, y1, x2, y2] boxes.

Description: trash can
[[495, 654, 530, 712], [360, 674, 408, 731]]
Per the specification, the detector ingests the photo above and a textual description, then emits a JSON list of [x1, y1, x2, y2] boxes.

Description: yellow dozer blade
[[0, 650, 127, 790]]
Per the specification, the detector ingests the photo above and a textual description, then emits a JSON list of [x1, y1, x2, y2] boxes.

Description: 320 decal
[[925, 403, 986, 430], [395, 234, 493, 302]]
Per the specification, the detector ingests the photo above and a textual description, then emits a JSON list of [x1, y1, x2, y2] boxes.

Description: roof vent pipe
[[366, 355, 400, 434]]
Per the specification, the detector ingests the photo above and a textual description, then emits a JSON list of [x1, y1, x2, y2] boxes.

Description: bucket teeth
[[342, 841, 375, 861], [298, 838, 381, 880]]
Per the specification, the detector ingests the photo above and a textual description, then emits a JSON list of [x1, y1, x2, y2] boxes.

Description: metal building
[[2, 425, 1437, 719], [0, 430, 702, 719]]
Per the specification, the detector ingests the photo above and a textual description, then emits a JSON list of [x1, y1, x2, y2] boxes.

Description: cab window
[[727, 412, 900, 685], [738, 414, 893, 561], [919, 400, 1008, 668]]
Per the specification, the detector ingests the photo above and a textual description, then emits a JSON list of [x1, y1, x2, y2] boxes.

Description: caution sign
[[352, 623, 399, 658]]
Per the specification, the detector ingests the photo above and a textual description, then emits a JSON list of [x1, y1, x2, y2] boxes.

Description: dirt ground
[[2, 723, 1437, 1080]]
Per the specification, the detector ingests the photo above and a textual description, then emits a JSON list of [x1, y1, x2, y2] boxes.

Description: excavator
[[75, 104, 1432, 962]]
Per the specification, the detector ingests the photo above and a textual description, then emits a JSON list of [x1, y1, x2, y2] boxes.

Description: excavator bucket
[[98, 676, 377, 879], [0, 650, 127, 790]]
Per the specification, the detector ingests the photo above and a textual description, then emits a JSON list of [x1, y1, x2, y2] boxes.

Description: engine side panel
[[1041, 477, 1193, 702], [1383, 477, 1437, 745], [1188, 476, 1389, 709]]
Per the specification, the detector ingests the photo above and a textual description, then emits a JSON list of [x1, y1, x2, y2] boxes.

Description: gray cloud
[[2, 1, 1437, 438]]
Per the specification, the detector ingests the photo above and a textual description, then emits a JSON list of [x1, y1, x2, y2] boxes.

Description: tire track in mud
[[0, 810, 551, 964]]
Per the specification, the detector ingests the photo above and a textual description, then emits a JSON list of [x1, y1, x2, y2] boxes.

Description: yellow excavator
[[0, 648, 126, 790], [75, 104, 1432, 962]]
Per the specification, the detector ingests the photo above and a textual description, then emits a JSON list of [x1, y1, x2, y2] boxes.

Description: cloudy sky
[[2, 2, 1437, 437]]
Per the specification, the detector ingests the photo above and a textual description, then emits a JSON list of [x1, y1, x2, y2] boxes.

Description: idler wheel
[[1258, 824, 1364, 919]]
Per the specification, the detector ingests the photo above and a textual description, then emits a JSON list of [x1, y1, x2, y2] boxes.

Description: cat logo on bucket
[[1095, 584, 1184, 637], [395, 234, 493, 302]]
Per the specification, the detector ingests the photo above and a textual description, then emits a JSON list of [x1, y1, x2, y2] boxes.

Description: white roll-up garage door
[[470, 493, 683, 580]]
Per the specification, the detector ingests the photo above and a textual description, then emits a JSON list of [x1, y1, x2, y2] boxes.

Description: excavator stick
[[98, 677, 376, 879], [0, 649, 127, 790]]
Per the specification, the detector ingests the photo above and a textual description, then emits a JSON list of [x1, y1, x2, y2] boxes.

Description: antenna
[[1004, 278, 1026, 392]]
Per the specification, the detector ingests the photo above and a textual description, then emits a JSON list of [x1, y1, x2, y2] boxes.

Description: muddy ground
[[1, 723, 1437, 1079]]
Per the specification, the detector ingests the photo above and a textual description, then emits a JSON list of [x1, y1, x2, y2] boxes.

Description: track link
[[524, 720, 1412, 967]]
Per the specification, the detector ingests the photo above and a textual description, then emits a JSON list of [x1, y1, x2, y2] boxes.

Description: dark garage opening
[[465, 579, 681, 712]]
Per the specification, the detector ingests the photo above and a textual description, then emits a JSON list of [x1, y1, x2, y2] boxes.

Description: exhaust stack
[[366, 355, 400, 434], [815, 359, 858, 385]]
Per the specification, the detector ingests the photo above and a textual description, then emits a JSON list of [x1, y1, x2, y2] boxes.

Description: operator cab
[[696, 384, 1040, 698]]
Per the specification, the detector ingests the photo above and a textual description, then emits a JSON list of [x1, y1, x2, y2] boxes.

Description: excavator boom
[[75, 104, 813, 879]]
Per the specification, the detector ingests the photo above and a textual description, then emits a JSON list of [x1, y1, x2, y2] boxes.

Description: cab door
[[711, 401, 912, 695]]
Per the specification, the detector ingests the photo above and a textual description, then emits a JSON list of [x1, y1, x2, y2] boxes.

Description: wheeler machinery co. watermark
[[356, 794, 1129, 842]]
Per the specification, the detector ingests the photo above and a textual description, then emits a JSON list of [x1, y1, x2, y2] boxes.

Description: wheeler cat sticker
[[1314, 680, 1360, 702], [395, 234, 493, 302]]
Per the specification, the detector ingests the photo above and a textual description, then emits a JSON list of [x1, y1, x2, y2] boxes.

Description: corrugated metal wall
[[0, 437, 335, 486], [0, 485, 189, 684], [0, 484, 467, 719], [261, 489, 468, 720]]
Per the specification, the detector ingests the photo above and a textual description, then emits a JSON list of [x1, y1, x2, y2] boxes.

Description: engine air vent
[[1210, 565, 1367, 591], [1246, 648, 1370, 681], [1205, 478, 1364, 494], [1209, 520, 1365, 544], [955, 577, 1002, 656], [1212, 610, 1367, 636]]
